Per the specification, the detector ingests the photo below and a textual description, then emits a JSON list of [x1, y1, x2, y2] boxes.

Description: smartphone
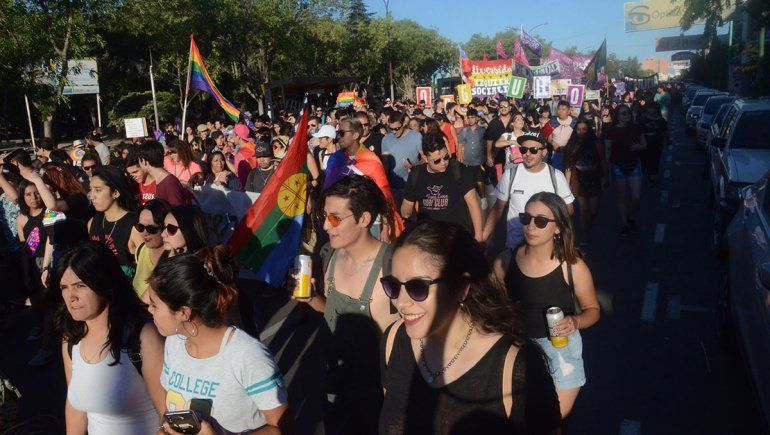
[[190, 398, 213, 417], [164, 410, 201, 434]]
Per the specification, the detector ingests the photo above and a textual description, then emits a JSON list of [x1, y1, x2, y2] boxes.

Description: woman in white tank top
[[52, 241, 166, 434]]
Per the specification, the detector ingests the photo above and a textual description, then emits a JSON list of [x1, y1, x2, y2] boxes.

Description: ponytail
[[195, 245, 238, 317], [148, 244, 239, 327]]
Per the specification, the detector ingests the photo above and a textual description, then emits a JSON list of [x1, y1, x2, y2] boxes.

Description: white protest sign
[[567, 84, 585, 108], [533, 76, 552, 99], [585, 90, 601, 101], [124, 118, 148, 138]]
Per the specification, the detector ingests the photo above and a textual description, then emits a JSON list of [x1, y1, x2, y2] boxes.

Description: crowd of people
[[0, 82, 675, 434]]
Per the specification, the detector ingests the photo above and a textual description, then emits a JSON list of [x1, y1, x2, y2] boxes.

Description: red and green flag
[[584, 39, 607, 89], [228, 107, 310, 286]]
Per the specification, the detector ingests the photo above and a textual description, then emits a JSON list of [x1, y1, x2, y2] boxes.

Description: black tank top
[[22, 212, 47, 259], [504, 248, 575, 338], [379, 324, 561, 434], [89, 212, 138, 267]]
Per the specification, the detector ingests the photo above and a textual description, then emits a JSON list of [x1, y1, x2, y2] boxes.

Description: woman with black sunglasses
[[132, 199, 171, 302], [161, 204, 210, 258], [380, 220, 561, 434], [493, 192, 600, 419]]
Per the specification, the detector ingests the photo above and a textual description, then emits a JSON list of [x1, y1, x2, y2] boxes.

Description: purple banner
[[547, 47, 592, 84], [521, 30, 542, 56]]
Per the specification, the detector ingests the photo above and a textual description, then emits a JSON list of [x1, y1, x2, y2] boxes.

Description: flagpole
[[24, 94, 36, 150], [181, 35, 193, 140], [150, 50, 160, 132]]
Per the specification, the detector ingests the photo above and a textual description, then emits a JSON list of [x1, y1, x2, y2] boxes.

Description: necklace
[[419, 321, 475, 385], [102, 214, 118, 241]]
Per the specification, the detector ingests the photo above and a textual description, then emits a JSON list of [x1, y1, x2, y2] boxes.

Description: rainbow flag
[[187, 35, 241, 123], [228, 106, 310, 286]]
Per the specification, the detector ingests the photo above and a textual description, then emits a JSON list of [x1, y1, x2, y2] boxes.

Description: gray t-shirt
[[382, 129, 422, 189], [94, 142, 110, 165], [161, 327, 287, 433], [458, 125, 486, 166]]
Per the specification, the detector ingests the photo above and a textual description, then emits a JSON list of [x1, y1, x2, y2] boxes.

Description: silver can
[[545, 306, 568, 348]]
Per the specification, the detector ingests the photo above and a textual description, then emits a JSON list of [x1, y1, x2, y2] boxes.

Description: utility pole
[[384, 0, 395, 102]]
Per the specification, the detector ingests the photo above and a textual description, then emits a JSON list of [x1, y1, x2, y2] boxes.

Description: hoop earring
[[181, 320, 199, 337]]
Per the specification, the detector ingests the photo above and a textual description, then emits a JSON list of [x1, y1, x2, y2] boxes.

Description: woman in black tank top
[[87, 166, 139, 276], [380, 221, 561, 434], [494, 192, 601, 419]]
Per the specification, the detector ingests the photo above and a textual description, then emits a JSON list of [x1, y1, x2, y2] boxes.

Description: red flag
[[496, 38, 508, 59], [513, 37, 530, 67]]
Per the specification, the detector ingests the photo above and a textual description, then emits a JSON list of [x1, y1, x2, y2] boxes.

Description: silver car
[[719, 173, 770, 429], [709, 99, 770, 249], [686, 90, 723, 134], [695, 95, 735, 150]]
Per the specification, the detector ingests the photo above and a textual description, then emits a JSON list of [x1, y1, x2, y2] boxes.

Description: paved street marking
[[641, 282, 659, 322], [619, 419, 642, 435], [666, 295, 681, 320], [681, 304, 714, 314], [654, 224, 665, 243], [700, 341, 712, 375], [666, 155, 672, 162], [660, 190, 669, 203], [668, 144, 673, 150], [664, 169, 671, 178], [672, 200, 681, 208]]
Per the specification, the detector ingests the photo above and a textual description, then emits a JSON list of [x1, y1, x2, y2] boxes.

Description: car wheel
[[715, 271, 736, 348]]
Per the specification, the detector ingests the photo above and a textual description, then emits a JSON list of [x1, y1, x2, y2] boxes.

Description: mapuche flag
[[584, 39, 607, 89], [228, 107, 310, 286], [187, 35, 253, 128]]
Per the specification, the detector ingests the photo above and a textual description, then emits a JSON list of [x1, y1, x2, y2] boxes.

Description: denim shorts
[[535, 331, 586, 390], [610, 162, 642, 179]]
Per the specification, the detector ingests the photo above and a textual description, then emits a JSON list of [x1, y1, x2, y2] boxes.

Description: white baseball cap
[[311, 124, 337, 139]]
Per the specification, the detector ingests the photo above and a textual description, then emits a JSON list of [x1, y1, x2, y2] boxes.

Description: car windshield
[[704, 98, 731, 115], [731, 111, 770, 150], [692, 94, 714, 106], [686, 88, 701, 98]]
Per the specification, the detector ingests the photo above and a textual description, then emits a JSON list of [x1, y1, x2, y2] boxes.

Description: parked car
[[695, 95, 735, 150], [683, 85, 705, 111], [686, 89, 723, 134], [704, 103, 735, 180], [719, 172, 770, 429], [709, 98, 770, 249]]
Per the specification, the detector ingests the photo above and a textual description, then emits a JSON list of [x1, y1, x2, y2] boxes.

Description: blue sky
[[364, 0, 725, 62]]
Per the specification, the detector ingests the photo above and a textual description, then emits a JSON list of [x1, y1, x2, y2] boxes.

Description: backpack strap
[[548, 164, 558, 195], [502, 344, 519, 418], [135, 242, 146, 263]]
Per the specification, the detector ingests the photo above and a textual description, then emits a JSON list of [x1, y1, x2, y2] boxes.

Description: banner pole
[[96, 94, 102, 127], [150, 50, 160, 132], [181, 35, 193, 140], [24, 94, 36, 150]]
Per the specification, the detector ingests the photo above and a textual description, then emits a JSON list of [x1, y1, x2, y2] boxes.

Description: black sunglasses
[[432, 155, 450, 165], [519, 146, 545, 155], [134, 223, 162, 234], [380, 275, 445, 302], [162, 224, 179, 236], [519, 212, 556, 229]]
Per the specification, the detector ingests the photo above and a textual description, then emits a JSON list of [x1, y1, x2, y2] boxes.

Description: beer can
[[293, 255, 313, 298], [546, 306, 569, 348]]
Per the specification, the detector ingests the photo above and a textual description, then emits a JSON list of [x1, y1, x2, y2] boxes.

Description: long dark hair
[[51, 241, 148, 365], [525, 192, 582, 264], [148, 245, 238, 328], [141, 198, 172, 227], [393, 220, 525, 343], [168, 204, 210, 253], [563, 120, 598, 169], [17, 180, 42, 217], [92, 165, 138, 212]]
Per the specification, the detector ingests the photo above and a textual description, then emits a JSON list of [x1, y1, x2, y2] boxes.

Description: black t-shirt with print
[[404, 163, 475, 235], [363, 131, 384, 160]]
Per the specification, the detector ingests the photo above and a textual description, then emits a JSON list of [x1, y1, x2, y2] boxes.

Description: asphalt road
[[0, 103, 766, 434]]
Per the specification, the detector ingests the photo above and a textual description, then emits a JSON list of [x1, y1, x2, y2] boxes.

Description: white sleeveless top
[[68, 342, 158, 435]]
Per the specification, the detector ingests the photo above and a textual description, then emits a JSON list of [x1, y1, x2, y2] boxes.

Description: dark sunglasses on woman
[[519, 212, 556, 229], [380, 275, 445, 302], [162, 224, 180, 236], [134, 223, 162, 235]]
